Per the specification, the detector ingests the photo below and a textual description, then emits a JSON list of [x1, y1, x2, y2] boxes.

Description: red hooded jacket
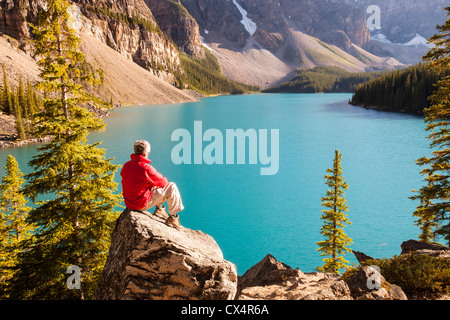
[[121, 154, 169, 210]]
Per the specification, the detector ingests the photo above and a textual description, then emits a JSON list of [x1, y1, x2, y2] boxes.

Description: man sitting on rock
[[121, 140, 184, 229]]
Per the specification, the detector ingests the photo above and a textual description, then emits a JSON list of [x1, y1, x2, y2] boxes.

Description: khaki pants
[[141, 182, 184, 215]]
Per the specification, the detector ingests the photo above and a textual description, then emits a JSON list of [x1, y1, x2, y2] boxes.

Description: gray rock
[[400, 240, 450, 255], [238, 254, 303, 292], [352, 250, 376, 264], [301, 280, 352, 300], [237, 255, 353, 300], [94, 209, 237, 300]]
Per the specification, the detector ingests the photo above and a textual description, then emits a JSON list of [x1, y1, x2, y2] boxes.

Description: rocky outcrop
[[237, 254, 351, 300], [352, 250, 376, 264], [238, 254, 301, 292], [94, 209, 237, 300], [237, 254, 408, 300], [400, 239, 450, 259], [401, 239, 450, 254]]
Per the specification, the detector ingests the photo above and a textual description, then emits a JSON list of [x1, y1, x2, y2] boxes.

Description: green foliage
[[178, 51, 259, 95], [264, 66, 385, 94], [1, 64, 44, 139], [0, 155, 32, 298], [2, 64, 13, 114], [6, 0, 121, 300], [361, 255, 450, 294], [317, 150, 353, 274], [410, 6, 450, 246], [350, 63, 450, 114]]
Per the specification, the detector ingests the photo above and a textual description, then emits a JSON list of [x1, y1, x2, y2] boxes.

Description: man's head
[[134, 140, 151, 156]]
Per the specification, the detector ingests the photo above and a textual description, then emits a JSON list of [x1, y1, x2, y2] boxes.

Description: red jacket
[[121, 154, 169, 210]]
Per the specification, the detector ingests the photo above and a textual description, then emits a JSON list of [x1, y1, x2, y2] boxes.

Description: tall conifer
[[0, 155, 32, 298], [9, 0, 121, 299], [2, 64, 13, 114], [411, 6, 450, 246], [317, 150, 352, 274]]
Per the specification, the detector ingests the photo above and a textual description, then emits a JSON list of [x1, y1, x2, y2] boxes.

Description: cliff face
[[144, 0, 204, 57], [180, 0, 249, 48], [75, 0, 182, 76], [179, 0, 369, 53], [242, 0, 370, 52]]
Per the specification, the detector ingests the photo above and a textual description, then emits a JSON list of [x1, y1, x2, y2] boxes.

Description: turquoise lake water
[[0, 93, 431, 275]]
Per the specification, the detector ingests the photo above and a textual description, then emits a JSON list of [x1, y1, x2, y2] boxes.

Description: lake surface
[[0, 93, 431, 275]]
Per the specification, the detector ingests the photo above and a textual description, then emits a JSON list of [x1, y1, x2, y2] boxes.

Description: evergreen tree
[[411, 6, 450, 246], [8, 0, 121, 300], [13, 92, 26, 140], [2, 64, 13, 114], [0, 155, 32, 298], [317, 150, 352, 274], [17, 75, 30, 133], [413, 197, 439, 243]]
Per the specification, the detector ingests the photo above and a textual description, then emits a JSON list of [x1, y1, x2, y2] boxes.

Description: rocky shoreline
[[95, 209, 450, 300]]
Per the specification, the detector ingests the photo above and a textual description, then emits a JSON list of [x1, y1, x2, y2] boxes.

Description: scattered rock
[[94, 209, 238, 300]]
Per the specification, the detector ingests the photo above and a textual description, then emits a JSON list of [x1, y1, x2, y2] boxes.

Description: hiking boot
[[165, 214, 182, 230], [153, 205, 169, 219]]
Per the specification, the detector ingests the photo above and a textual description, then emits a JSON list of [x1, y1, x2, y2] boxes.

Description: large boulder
[[94, 209, 238, 300]]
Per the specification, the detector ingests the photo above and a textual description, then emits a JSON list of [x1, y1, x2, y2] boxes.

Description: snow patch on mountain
[[371, 33, 391, 44], [200, 35, 214, 52], [371, 32, 433, 49], [232, 0, 257, 36], [403, 34, 432, 48]]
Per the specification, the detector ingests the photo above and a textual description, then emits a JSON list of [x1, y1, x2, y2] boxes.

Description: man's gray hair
[[134, 140, 151, 155]]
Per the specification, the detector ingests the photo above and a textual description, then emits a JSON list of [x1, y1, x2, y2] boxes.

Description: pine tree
[[317, 150, 352, 274], [8, 0, 121, 300], [411, 6, 450, 246], [13, 92, 26, 140], [413, 197, 439, 243], [2, 64, 13, 114], [0, 155, 32, 298], [17, 75, 30, 133]]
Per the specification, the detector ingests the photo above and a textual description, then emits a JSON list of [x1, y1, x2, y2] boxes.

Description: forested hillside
[[350, 63, 450, 114], [264, 66, 387, 93]]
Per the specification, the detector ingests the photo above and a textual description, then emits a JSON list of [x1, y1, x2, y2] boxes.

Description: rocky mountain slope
[[2, 0, 440, 95], [337, 0, 447, 43], [0, 0, 198, 106], [177, 0, 404, 87], [336, 0, 448, 64]]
